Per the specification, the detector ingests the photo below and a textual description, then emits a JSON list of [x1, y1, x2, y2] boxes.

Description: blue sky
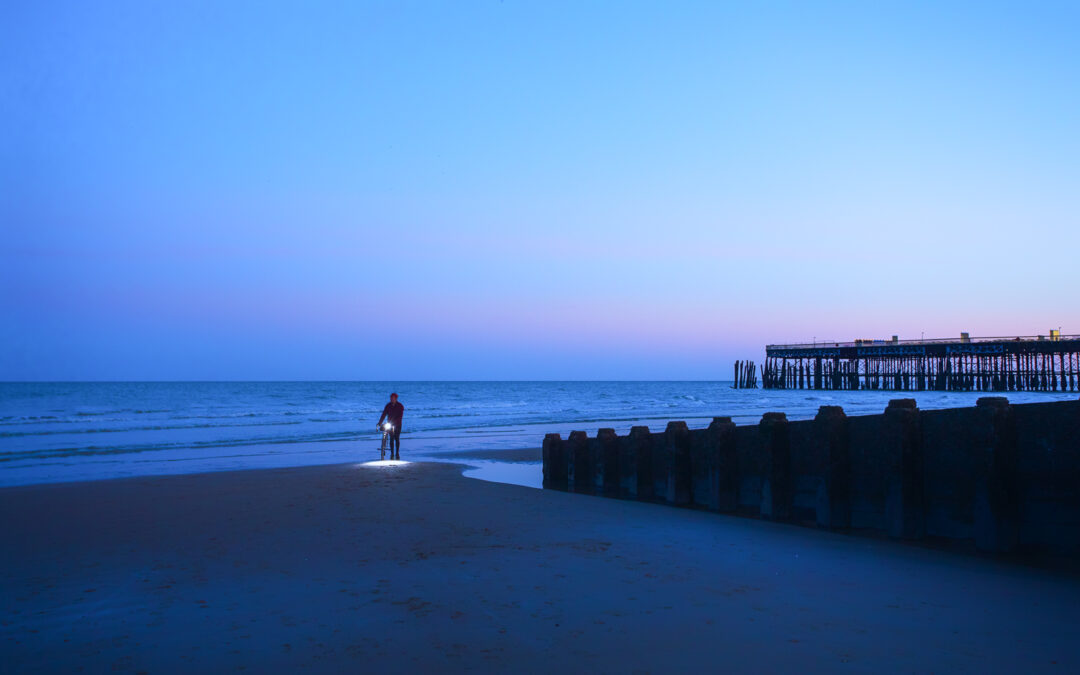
[[2, 1, 1078, 380]]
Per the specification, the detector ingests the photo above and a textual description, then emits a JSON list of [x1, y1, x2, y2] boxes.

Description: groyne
[[542, 397, 1080, 558]]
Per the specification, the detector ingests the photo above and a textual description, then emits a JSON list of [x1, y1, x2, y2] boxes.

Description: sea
[[1, 381, 1076, 488]]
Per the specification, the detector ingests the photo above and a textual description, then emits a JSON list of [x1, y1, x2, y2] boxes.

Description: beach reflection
[[461, 460, 542, 490]]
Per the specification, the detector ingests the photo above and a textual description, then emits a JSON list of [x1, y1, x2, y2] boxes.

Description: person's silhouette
[[377, 393, 404, 460]]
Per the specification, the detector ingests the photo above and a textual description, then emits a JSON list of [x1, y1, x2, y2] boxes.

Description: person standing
[[377, 393, 404, 460]]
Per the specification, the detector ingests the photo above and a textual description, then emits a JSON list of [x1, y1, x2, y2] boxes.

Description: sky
[[2, 1, 1078, 380]]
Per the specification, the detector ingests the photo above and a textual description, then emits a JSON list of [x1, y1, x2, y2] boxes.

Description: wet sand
[[2, 461, 1079, 673], [425, 447, 542, 462]]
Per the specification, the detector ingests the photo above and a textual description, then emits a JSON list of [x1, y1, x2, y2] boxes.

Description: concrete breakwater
[[542, 397, 1080, 557]]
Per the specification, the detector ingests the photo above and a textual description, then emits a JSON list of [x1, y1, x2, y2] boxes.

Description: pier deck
[[762, 333, 1080, 391]]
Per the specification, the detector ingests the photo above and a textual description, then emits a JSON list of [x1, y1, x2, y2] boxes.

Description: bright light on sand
[[360, 460, 411, 468]]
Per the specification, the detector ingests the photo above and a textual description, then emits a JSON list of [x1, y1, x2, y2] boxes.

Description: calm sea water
[[1, 381, 1076, 487]]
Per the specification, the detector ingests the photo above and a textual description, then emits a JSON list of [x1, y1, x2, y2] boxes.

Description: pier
[[759, 331, 1080, 391]]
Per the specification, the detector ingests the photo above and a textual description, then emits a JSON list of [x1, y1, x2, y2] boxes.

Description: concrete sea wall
[[542, 397, 1080, 557]]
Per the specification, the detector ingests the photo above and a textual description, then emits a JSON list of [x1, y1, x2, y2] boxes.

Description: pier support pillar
[[760, 412, 792, 521], [566, 431, 592, 494], [814, 405, 850, 529], [884, 399, 925, 540], [542, 433, 566, 490], [663, 421, 692, 506], [975, 397, 1019, 553]]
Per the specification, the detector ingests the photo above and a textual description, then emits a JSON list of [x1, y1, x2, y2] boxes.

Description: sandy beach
[[3, 460, 1079, 673]]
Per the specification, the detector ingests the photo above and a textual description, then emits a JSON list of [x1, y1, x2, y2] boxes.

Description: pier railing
[[767, 334, 1080, 351]]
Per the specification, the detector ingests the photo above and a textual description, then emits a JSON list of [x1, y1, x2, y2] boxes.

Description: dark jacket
[[378, 401, 404, 429]]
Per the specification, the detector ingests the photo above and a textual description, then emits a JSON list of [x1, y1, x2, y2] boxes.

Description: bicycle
[[378, 422, 394, 460]]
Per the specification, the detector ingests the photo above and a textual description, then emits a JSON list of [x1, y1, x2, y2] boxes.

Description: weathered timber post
[[690, 417, 737, 511], [565, 430, 591, 494], [1073, 352, 1078, 391], [596, 428, 619, 495], [974, 397, 1019, 553], [883, 399, 925, 539], [1060, 352, 1068, 391], [759, 412, 793, 521], [651, 426, 670, 499], [586, 433, 603, 493], [814, 405, 850, 529], [617, 426, 653, 499], [663, 421, 692, 506], [542, 433, 566, 490]]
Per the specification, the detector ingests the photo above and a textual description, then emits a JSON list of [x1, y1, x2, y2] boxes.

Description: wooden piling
[[759, 412, 792, 521], [883, 399, 924, 540], [566, 430, 591, 494], [814, 405, 850, 529], [974, 397, 1019, 552], [663, 421, 692, 506], [542, 433, 566, 490]]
